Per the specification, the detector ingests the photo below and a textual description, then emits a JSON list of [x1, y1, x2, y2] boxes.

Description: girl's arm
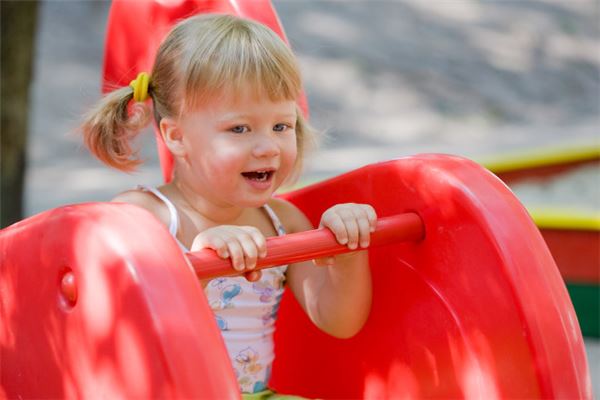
[[273, 199, 375, 339]]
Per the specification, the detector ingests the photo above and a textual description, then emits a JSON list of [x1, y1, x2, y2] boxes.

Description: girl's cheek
[[284, 134, 298, 159], [214, 138, 248, 163], [279, 141, 295, 165], [279, 144, 298, 182]]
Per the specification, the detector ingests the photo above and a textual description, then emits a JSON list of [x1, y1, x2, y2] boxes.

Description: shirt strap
[[262, 204, 286, 236], [137, 185, 189, 252], [137, 185, 180, 238]]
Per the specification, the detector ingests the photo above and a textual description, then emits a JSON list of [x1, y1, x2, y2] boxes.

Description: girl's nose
[[252, 134, 280, 158]]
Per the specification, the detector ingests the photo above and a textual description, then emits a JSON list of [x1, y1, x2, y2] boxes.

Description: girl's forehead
[[185, 74, 299, 112], [189, 86, 297, 114]]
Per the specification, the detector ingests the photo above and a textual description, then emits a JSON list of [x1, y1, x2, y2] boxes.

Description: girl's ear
[[160, 117, 186, 157]]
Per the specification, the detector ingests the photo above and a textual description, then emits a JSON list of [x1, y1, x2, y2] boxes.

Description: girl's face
[[169, 88, 298, 209]]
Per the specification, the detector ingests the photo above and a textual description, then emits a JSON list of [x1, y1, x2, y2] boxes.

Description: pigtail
[[81, 86, 152, 172]]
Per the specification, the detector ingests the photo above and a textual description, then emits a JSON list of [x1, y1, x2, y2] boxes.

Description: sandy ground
[[24, 0, 600, 212], [22, 0, 599, 396]]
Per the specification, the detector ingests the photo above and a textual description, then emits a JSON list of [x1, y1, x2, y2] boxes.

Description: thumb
[[244, 270, 262, 282]]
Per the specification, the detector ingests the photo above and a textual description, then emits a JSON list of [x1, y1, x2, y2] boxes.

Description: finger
[[340, 210, 359, 250], [241, 226, 267, 258], [356, 210, 372, 248], [244, 270, 262, 282], [192, 235, 229, 258], [364, 205, 378, 232], [237, 231, 259, 270], [211, 237, 230, 258], [225, 238, 245, 271], [324, 213, 348, 245]]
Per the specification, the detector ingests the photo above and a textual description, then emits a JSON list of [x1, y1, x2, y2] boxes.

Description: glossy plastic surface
[[0, 155, 590, 399], [103, 0, 307, 183], [271, 154, 591, 399], [0, 204, 239, 399]]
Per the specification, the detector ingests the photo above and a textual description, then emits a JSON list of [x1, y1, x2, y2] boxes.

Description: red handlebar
[[187, 212, 424, 280]]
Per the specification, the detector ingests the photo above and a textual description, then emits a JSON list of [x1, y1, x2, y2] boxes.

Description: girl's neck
[[168, 179, 246, 224]]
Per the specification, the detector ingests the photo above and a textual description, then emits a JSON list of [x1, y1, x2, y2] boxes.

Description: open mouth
[[241, 170, 274, 182]]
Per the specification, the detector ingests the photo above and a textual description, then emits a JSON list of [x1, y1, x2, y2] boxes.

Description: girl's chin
[[229, 189, 276, 208], [243, 193, 276, 208]]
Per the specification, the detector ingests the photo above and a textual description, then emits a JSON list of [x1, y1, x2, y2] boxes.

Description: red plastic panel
[[103, 0, 307, 183], [0, 204, 239, 399], [271, 154, 591, 399]]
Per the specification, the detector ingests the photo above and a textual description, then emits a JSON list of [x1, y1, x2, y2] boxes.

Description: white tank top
[[138, 186, 287, 393]]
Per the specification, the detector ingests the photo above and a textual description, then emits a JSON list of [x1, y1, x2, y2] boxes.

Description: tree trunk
[[1, 0, 39, 228]]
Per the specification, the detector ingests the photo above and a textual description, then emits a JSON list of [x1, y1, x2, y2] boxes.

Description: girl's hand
[[191, 225, 267, 282], [316, 203, 377, 266]]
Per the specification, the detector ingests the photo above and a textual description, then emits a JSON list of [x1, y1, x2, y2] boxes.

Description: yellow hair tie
[[129, 72, 150, 102]]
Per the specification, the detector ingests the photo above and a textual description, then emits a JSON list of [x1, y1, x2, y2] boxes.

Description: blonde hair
[[82, 14, 315, 177]]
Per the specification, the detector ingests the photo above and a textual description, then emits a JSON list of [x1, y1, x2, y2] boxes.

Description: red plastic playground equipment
[[1, 155, 592, 398], [0, 1, 592, 399]]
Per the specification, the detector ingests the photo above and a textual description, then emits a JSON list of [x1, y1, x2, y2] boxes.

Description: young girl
[[82, 14, 375, 396]]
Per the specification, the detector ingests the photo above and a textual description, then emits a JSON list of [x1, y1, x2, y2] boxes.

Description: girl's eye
[[230, 125, 249, 134], [273, 123, 291, 132]]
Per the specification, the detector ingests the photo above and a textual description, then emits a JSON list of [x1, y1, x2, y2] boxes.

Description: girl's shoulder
[[112, 188, 172, 230], [267, 197, 314, 234]]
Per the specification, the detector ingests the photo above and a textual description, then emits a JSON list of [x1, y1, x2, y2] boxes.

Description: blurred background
[[1, 0, 598, 396], [5, 0, 598, 216]]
